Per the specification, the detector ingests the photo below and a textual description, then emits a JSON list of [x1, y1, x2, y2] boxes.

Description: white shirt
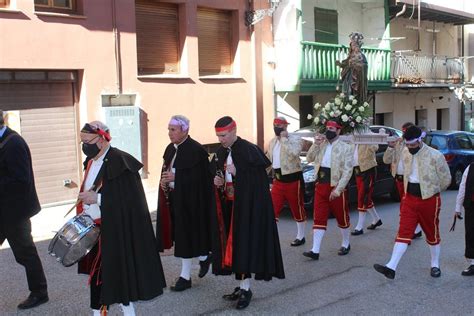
[[321, 142, 333, 168], [352, 144, 359, 167], [225, 151, 233, 182], [396, 153, 405, 175], [455, 165, 470, 214], [82, 147, 110, 220], [408, 154, 420, 183], [272, 140, 281, 169], [169, 136, 188, 189]]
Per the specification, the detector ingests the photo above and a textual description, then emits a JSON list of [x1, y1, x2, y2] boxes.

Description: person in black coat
[[211, 116, 285, 310], [156, 115, 212, 292], [77, 121, 166, 315], [0, 110, 48, 310]]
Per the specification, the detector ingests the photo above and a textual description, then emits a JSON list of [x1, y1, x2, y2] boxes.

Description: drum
[[48, 214, 100, 267]]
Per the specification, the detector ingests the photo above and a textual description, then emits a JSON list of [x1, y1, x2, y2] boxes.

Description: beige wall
[[0, 0, 275, 191]]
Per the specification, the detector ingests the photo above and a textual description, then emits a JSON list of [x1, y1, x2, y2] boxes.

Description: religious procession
[[1, 0, 474, 315]]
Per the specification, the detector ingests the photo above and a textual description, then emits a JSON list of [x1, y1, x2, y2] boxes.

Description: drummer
[[77, 121, 166, 315]]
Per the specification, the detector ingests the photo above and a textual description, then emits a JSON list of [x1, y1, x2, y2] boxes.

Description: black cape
[[79, 147, 166, 305], [464, 162, 474, 258], [156, 136, 212, 258], [210, 137, 285, 281]]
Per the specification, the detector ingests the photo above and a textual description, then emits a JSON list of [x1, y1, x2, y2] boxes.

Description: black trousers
[[465, 205, 474, 259], [0, 218, 47, 295], [90, 269, 103, 310]]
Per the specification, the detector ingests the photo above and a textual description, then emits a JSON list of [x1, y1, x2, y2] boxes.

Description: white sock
[[355, 211, 366, 230], [386, 242, 408, 270], [180, 258, 192, 280], [415, 224, 422, 234], [429, 245, 440, 268], [296, 221, 306, 240], [92, 309, 101, 316], [240, 278, 250, 291], [311, 229, 325, 253], [120, 302, 136, 316], [340, 228, 350, 248], [367, 207, 381, 224], [470, 259, 474, 265], [198, 255, 208, 262]]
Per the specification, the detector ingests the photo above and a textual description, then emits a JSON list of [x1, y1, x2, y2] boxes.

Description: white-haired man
[[267, 117, 307, 246], [78, 121, 166, 315], [156, 115, 213, 292]]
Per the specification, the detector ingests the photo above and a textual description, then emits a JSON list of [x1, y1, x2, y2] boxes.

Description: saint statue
[[336, 32, 368, 103]]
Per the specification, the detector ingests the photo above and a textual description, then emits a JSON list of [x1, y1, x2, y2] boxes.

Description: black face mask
[[82, 143, 100, 158], [408, 146, 420, 155], [325, 130, 337, 140], [274, 127, 285, 136]]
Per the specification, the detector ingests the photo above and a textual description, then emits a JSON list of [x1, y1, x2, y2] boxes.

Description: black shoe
[[170, 277, 192, 292], [412, 231, 422, 239], [461, 265, 474, 276], [236, 289, 252, 310], [198, 255, 212, 278], [373, 264, 395, 279], [430, 267, 441, 278], [17, 293, 49, 310], [367, 219, 383, 230], [351, 229, 364, 236], [303, 251, 319, 260], [223, 287, 241, 301], [291, 237, 306, 247], [338, 244, 350, 256]]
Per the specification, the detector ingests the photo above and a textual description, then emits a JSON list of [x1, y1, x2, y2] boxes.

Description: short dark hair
[[0, 110, 4, 126], [403, 125, 422, 141], [215, 116, 234, 128], [402, 122, 414, 130]]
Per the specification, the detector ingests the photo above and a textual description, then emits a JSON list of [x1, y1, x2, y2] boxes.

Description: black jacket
[[0, 127, 41, 223]]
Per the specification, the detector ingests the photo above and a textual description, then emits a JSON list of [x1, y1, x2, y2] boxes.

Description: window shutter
[[135, 1, 179, 75], [197, 8, 232, 76], [314, 7, 338, 44]]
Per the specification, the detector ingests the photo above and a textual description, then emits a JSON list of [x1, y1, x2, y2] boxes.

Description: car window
[[427, 135, 448, 150], [469, 135, 474, 149], [455, 134, 472, 150]]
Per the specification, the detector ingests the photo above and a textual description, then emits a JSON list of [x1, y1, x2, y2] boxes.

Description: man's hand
[[280, 130, 288, 138], [455, 211, 463, 220], [329, 189, 340, 201], [214, 175, 225, 187], [387, 140, 397, 148], [314, 134, 325, 146], [226, 164, 236, 176], [78, 191, 98, 205], [161, 171, 175, 184]]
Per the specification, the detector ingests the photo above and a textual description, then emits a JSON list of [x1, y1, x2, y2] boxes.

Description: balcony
[[391, 53, 464, 87], [300, 41, 392, 93]]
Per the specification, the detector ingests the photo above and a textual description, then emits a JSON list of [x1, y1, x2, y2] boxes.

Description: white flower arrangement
[[312, 94, 372, 134]]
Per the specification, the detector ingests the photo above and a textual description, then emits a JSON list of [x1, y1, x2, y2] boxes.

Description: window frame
[[34, 0, 76, 14]]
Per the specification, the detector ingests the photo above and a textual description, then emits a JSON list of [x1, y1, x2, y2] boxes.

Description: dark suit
[[0, 126, 47, 296]]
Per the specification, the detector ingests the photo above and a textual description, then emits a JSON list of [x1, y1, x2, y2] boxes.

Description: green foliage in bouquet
[[309, 93, 373, 135]]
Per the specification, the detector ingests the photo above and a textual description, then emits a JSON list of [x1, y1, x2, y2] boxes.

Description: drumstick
[[63, 185, 98, 218]]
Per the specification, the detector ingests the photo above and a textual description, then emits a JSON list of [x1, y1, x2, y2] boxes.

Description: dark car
[[424, 130, 474, 189], [297, 125, 403, 211]]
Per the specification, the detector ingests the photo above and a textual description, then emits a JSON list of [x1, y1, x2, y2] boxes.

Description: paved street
[[1, 190, 473, 315]]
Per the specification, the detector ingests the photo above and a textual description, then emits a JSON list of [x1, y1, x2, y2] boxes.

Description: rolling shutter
[[135, 1, 180, 75], [197, 8, 232, 75], [0, 82, 79, 205]]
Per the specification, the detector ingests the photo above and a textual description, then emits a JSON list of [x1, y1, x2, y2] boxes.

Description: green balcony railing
[[300, 41, 392, 92]]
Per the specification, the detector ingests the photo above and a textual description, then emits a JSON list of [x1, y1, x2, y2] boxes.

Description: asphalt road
[[1, 190, 473, 315]]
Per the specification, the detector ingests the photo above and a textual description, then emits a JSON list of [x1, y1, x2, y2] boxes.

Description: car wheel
[[449, 167, 464, 190]]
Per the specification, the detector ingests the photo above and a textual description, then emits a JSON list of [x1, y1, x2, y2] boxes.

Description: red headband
[[215, 120, 236, 133], [273, 118, 289, 125], [96, 128, 112, 142], [326, 121, 342, 129]]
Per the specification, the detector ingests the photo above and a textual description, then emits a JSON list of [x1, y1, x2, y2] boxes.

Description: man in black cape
[[77, 121, 166, 315], [0, 110, 48, 310], [156, 115, 212, 292], [211, 116, 285, 310]]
